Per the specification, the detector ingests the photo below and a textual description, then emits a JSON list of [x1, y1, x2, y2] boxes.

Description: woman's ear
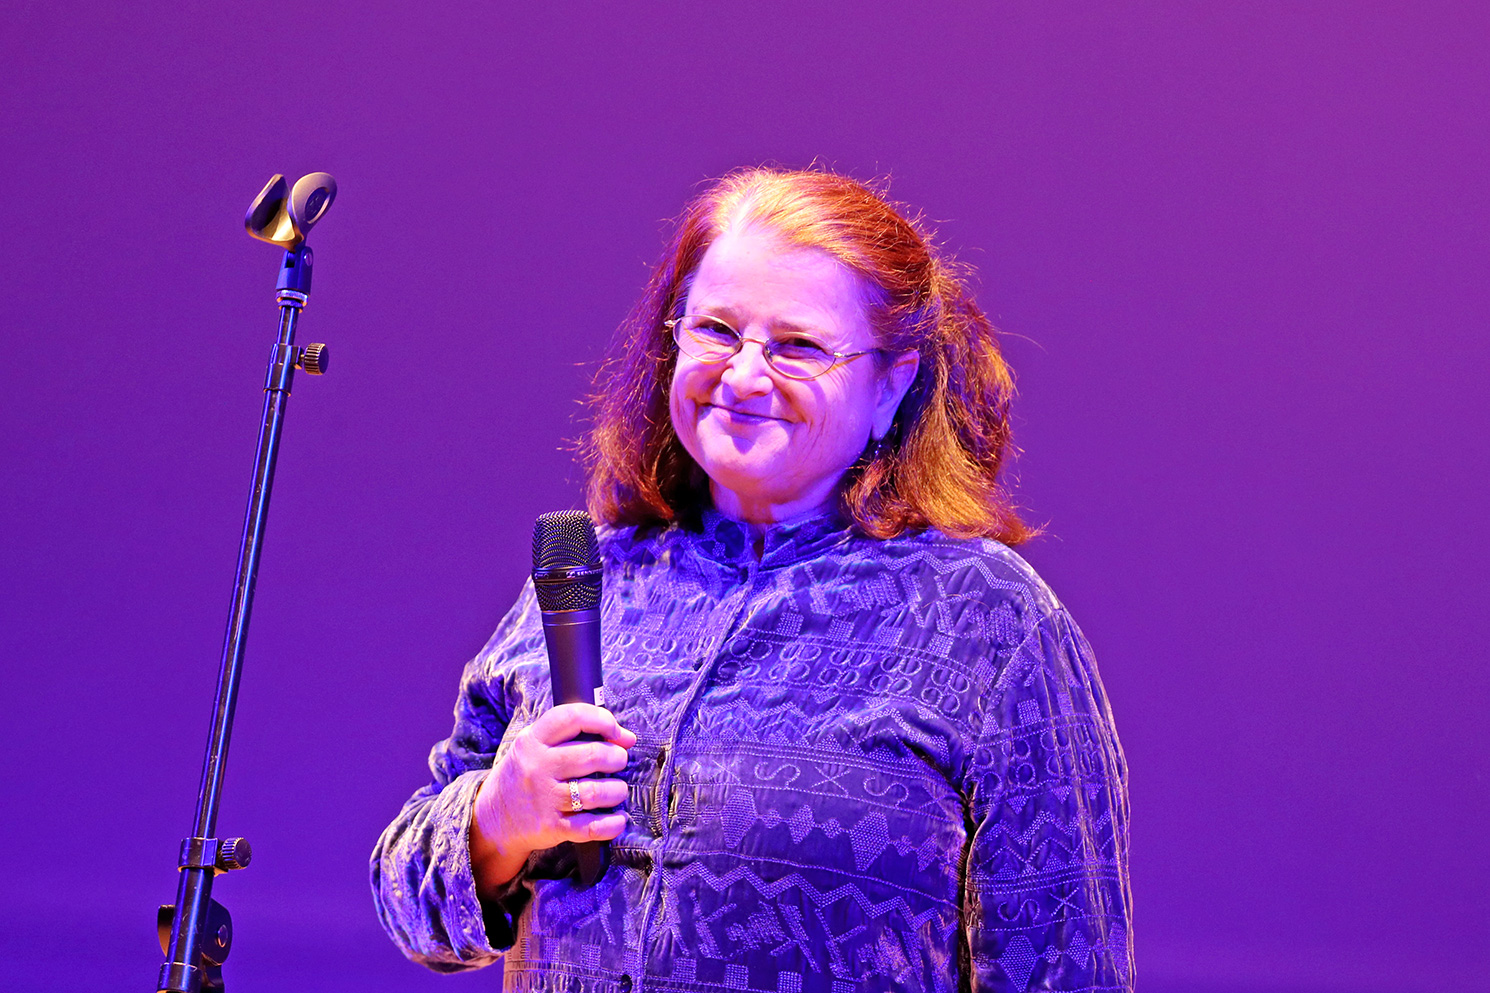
[[872, 351, 920, 440]]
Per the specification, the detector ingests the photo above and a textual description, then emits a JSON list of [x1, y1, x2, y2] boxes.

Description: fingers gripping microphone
[[531, 511, 607, 887]]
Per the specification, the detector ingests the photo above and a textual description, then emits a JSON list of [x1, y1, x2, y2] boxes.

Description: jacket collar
[[689, 507, 854, 570]]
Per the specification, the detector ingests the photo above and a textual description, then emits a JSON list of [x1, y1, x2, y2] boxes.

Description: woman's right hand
[[468, 703, 637, 895]]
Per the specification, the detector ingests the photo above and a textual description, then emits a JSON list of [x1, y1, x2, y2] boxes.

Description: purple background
[[3, 2, 1486, 990]]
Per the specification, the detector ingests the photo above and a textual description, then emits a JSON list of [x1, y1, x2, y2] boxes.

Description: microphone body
[[531, 511, 608, 888], [540, 607, 604, 711]]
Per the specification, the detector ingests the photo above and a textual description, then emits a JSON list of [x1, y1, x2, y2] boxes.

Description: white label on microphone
[[594, 687, 607, 708]]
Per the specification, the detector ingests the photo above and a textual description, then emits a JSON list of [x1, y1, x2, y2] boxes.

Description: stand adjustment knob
[[298, 342, 329, 375], [216, 837, 252, 872]]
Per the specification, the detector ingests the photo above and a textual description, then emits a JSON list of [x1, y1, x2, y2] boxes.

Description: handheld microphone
[[531, 510, 607, 887]]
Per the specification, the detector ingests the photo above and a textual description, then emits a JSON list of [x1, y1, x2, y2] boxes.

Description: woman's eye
[[693, 319, 737, 340], [774, 337, 830, 359]]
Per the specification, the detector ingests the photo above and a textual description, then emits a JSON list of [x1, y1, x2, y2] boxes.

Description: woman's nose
[[720, 337, 775, 394]]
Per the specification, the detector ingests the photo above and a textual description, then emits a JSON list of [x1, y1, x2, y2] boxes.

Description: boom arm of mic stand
[[156, 244, 324, 993]]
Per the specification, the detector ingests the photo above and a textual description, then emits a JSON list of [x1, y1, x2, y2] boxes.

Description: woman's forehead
[[686, 225, 871, 332]]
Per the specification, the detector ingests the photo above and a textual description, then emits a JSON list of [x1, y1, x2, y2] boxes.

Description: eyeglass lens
[[672, 315, 836, 380]]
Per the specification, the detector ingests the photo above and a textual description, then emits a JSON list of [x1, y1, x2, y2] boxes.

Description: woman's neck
[[709, 482, 834, 531]]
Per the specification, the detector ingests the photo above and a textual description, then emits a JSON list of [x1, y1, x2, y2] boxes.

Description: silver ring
[[568, 780, 584, 813]]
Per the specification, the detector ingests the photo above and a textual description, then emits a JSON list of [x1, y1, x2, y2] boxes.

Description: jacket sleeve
[[963, 604, 1135, 991], [369, 583, 545, 972]]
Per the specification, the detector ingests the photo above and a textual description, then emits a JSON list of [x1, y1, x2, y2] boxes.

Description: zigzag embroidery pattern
[[372, 511, 1133, 991]]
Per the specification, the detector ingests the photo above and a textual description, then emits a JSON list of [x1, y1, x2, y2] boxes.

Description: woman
[[372, 168, 1133, 992]]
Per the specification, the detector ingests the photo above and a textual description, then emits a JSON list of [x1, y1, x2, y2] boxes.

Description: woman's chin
[[694, 429, 786, 473]]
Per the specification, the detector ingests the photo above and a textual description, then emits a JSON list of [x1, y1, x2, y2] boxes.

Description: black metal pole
[[157, 245, 320, 993]]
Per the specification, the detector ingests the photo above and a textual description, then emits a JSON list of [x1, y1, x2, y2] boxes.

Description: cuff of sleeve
[[428, 768, 521, 959]]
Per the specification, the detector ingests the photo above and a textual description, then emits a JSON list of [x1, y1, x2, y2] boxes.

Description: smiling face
[[668, 224, 919, 525]]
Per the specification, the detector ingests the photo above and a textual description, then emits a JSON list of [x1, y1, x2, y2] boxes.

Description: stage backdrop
[[2, 3, 1486, 991]]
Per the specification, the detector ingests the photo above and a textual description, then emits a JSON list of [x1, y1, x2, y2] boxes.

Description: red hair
[[581, 167, 1031, 544]]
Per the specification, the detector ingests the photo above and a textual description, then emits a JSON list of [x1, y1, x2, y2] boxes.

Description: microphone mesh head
[[531, 511, 602, 611]]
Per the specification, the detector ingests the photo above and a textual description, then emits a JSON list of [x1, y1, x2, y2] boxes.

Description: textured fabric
[[372, 511, 1133, 992]]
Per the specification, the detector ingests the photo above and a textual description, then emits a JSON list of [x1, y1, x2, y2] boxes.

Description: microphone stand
[[155, 175, 335, 993]]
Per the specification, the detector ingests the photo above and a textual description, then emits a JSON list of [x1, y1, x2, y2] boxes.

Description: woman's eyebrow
[[763, 316, 832, 339], [690, 305, 836, 342], [691, 303, 739, 323]]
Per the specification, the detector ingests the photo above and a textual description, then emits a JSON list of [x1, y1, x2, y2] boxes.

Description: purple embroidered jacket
[[371, 512, 1133, 992]]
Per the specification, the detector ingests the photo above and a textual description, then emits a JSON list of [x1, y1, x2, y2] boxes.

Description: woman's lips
[[703, 403, 782, 424]]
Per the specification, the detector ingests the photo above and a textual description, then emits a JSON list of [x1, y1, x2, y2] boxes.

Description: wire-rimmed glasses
[[665, 314, 879, 381]]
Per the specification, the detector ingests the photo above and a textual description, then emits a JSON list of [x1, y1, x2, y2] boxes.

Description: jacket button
[[618, 975, 633, 993]]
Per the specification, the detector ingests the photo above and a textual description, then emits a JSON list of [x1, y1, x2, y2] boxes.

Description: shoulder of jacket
[[597, 521, 671, 568], [868, 529, 1064, 619]]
